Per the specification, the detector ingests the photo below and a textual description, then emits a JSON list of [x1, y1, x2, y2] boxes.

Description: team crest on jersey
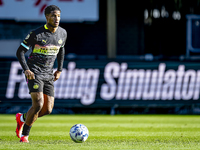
[[33, 84, 39, 89], [58, 39, 63, 44]]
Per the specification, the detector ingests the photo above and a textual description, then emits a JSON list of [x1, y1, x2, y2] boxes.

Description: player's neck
[[46, 24, 58, 33]]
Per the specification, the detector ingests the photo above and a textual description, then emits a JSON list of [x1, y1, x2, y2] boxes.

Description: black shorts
[[26, 74, 54, 97]]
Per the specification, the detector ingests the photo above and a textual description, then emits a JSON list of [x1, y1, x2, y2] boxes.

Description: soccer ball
[[69, 124, 89, 143]]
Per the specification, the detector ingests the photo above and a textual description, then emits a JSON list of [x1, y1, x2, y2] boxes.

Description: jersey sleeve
[[61, 30, 67, 48], [57, 46, 65, 71], [16, 45, 30, 71], [21, 31, 36, 50]]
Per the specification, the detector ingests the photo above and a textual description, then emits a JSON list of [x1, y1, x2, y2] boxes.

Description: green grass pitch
[[0, 114, 200, 150]]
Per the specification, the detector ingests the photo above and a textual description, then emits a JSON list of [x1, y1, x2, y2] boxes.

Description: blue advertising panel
[[1, 60, 200, 110]]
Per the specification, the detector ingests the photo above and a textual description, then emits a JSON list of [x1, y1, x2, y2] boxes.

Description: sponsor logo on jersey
[[33, 44, 60, 55]]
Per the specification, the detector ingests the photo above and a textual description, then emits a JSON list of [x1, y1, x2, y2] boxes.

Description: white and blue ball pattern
[[69, 124, 89, 143]]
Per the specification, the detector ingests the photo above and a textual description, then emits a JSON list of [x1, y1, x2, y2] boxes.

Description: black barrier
[[1, 60, 200, 111]]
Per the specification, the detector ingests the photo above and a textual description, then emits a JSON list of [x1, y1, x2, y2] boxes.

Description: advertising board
[[0, 0, 99, 22], [1, 60, 200, 108]]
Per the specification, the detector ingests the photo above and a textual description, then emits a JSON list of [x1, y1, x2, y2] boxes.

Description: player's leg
[[20, 92, 44, 142], [16, 76, 43, 141], [25, 92, 44, 126], [38, 94, 54, 117], [20, 79, 54, 142], [16, 75, 54, 142], [38, 77, 55, 117]]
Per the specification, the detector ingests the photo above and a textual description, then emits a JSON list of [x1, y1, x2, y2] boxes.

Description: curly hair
[[44, 5, 61, 16]]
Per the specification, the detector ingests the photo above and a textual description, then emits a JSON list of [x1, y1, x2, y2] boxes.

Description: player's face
[[46, 10, 61, 28]]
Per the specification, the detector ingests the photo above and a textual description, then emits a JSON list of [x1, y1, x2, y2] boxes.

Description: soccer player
[[15, 5, 67, 143]]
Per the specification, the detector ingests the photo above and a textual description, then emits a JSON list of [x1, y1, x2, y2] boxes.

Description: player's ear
[[45, 14, 49, 20]]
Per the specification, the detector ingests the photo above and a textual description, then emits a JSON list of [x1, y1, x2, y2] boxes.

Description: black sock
[[23, 113, 26, 121], [22, 124, 32, 136]]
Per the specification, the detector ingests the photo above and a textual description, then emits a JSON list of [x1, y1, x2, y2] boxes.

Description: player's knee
[[33, 102, 44, 113], [46, 108, 52, 115], [31, 92, 44, 113]]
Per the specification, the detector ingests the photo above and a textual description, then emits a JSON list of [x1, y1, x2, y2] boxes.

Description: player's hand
[[25, 70, 35, 80], [54, 70, 61, 81]]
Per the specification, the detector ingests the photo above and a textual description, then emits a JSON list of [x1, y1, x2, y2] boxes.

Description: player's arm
[[54, 46, 65, 81], [16, 31, 36, 80], [16, 45, 35, 80], [16, 45, 29, 71]]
